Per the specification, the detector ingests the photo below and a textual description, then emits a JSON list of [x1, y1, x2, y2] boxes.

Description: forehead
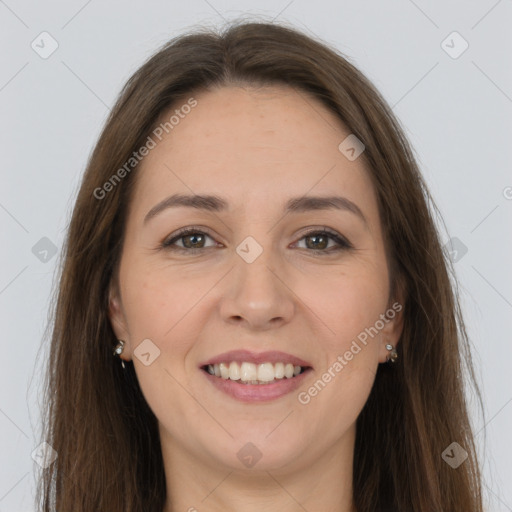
[[130, 85, 378, 224]]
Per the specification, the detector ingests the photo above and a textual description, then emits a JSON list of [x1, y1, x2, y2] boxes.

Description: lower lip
[[201, 368, 312, 403]]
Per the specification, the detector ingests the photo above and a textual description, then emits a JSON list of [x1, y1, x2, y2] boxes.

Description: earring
[[113, 340, 126, 369], [385, 343, 398, 363]]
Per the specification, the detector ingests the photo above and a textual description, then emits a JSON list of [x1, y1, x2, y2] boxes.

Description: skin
[[108, 85, 404, 512]]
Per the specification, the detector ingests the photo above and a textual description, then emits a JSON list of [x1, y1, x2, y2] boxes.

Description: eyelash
[[161, 226, 353, 255]]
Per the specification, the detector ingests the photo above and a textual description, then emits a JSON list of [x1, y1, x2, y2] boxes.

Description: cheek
[[122, 264, 206, 337], [120, 265, 219, 404], [301, 265, 389, 350], [121, 269, 207, 426], [294, 264, 388, 428]]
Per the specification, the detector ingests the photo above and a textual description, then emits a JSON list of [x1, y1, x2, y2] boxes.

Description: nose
[[218, 247, 295, 331]]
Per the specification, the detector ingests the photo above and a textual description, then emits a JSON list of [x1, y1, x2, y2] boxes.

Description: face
[[108, 85, 403, 475]]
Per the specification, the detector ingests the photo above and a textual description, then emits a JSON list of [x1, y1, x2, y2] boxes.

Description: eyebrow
[[143, 193, 368, 226]]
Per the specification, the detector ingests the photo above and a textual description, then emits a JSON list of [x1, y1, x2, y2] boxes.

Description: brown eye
[[162, 229, 217, 251], [181, 233, 206, 249], [304, 233, 329, 250], [295, 229, 351, 254]]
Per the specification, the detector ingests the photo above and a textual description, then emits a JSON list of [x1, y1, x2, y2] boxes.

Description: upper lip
[[199, 349, 313, 369]]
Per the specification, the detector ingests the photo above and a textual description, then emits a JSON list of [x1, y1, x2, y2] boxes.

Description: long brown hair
[[37, 20, 483, 511]]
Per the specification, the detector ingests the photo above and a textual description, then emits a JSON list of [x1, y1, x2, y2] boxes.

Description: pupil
[[307, 234, 327, 250], [185, 234, 203, 248]]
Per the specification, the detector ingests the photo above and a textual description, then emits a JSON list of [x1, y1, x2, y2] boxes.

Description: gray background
[[1, 0, 511, 510]]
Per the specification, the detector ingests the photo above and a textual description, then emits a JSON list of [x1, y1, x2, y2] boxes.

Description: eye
[[161, 228, 218, 252], [293, 228, 352, 254]]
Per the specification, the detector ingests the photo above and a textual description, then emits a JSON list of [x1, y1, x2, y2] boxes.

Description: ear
[[378, 280, 406, 363], [108, 284, 131, 360]]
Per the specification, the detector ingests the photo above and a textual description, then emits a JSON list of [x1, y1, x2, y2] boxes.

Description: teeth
[[228, 361, 241, 380], [240, 362, 257, 381], [257, 362, 275, 382], [206, 361, 306, 384], [219, 362, 229, 379], [284, 363, 294, 378]]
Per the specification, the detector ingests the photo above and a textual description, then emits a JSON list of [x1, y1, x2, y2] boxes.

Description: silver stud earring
[[113, 340, 126, 369], [385, 343, 398, 363]]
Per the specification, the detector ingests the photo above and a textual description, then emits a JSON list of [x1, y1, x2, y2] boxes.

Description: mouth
[[200, 361, 312, 384], [198, 350, 313, 402]]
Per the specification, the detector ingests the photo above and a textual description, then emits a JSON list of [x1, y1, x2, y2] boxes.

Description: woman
[[37, 20, 483, 511]]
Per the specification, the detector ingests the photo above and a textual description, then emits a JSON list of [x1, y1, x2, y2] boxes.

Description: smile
[[202, 361, 309, 384]]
